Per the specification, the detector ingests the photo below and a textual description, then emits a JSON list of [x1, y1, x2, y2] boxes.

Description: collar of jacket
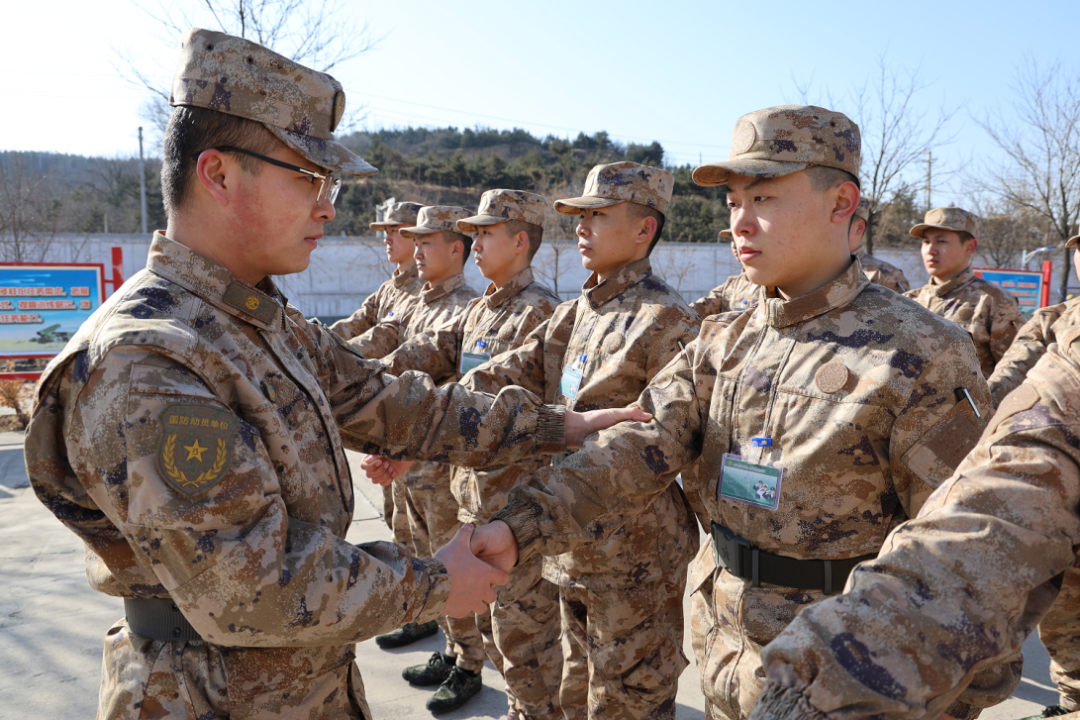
[[393, 263, 420, 290], [421, 272, 467, 304], [146, 232, 286, 332], [854, 246, 868, 259], [763, 257, 870, 329], [929, 266, 976, 297], [582, 257, 652, 310], [483, 267, 535, 311]]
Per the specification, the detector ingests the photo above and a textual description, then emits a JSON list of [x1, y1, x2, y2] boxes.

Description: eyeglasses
[[202, 146, 342, 206]]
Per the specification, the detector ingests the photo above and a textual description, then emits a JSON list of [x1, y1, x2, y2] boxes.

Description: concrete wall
[[1, 233, 998, 322]]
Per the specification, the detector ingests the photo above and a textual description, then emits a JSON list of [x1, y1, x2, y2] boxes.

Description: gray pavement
[[0, 436, 1061, 719]]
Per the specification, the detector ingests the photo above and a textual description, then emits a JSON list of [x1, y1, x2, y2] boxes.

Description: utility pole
[[138, 127, 148, 235], [924, 151, 933, 211]]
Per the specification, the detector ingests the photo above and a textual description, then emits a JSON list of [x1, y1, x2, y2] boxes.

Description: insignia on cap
[[815, 362, 849, 394], [156, 403, 238, 497], [223, 281, 278, 325], [731, 119, 757, 156]]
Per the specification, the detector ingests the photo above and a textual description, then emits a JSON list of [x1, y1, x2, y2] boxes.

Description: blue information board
[[0, 264, 105, 358], [972, 267, 1045, 320]]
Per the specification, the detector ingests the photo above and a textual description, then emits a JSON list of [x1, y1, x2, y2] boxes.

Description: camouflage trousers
[[484, 542, 563, 720], [558, 572, 688, 720], [1041, 555, 1080, 710], [98, 619, 369, 719], [404, 464, 492, 674], [689, 546, 1020, 720]]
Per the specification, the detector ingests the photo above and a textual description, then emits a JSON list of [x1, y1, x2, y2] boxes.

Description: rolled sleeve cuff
[[944, 699, 982, 720], [747, 682, 828, 720], [489, 499, 544, 565], [535, 404, 566, 454]]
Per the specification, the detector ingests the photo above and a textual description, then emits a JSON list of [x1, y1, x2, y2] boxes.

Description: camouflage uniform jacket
[[692, 268, 760, 317], [467, 258, 702, 589], [378, 267, 561, 524], [491, 258, 991, 608], [749, 329, 1080, 720], [855, 246, 911, 293], [988, 298, 1080, 407], [905, 266, 1025, 379], [25, 233, 564, 718], [329, 264, 423, 340]]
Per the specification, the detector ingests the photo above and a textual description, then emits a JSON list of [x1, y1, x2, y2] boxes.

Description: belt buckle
[[711, 523, 759, 586]]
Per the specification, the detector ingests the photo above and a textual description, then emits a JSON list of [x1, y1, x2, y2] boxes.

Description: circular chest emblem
[[731, 119, 758, 156], [815, 362, 849, 394], [602, 333, 624, 355], [245, 296, 260, 311]]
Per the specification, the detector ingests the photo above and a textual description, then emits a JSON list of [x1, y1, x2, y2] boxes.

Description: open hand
[[565, 406, 653, 449], [360, 455, 414, 486], [470, 521, 519, 574], [434, 524, 510, 617]]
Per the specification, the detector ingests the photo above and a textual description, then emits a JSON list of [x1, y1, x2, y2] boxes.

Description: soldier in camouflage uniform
[[905, 207, 1025, 378], [369, 189, 565, 720], [455, 161, 702, 720], [349, 206, 489, 711], [849, 199, 910, 293], [692, 228, 761, 317], [21, 28, 578, 720], [745, 318, 1080, 720], [472, 106, 998, 720], [331, 200, 425, 566], [979, 234, 1080, 717], [331, 201, 425, 340]]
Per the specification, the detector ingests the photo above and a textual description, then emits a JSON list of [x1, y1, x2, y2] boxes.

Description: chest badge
[[815, 362, 849, 394], [262, 380, 277, 402], [156, 403, 238, 498]]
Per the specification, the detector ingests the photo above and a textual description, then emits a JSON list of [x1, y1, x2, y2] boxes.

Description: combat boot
[[403, 652, 456, 686], [426, 665, 482, 713], [375, 619, 439, 649], [1018, 707, 1070, 720]]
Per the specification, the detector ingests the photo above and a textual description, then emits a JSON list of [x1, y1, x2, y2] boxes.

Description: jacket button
[[172, 627, 181, 638]]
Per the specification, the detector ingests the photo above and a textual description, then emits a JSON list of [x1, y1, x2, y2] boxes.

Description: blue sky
[[3, 0, 1077, 205]]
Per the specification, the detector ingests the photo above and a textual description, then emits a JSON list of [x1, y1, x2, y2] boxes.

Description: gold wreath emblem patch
[[156, 403, 238, 497], [245, 296, 260, 311]]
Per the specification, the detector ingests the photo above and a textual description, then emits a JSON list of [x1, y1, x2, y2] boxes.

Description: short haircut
[[805, 166, 861, 193], [504, 219, 544, 259], [161, 106, 282, 216], [626, 203, 666, 255], [958, 230, 975, 243], [446, 231, 473, 263]]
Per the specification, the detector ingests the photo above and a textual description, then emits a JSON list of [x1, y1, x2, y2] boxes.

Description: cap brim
[[456, 214, 506, 234], [399, 226, 440, 239], [369, 221, 406, 230], [692, 159, 808, 187], [266, 126, 378, 177], [553, 196, 622, 216], [1066, 235, 1080, 248], [909, 223, 967, 238]]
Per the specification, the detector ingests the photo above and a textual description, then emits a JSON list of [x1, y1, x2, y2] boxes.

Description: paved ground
[[0, 434, 1061, 719]]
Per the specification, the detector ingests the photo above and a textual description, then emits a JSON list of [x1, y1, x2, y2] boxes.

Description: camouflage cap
[[693, 105, 861, 187], [854, 198, 870, 222], [1066, 234, 1080, 249], [554, 161, 673, 216], [400, 206, 473, 239], [170, 28, 376, 177], [720, 228, 733, 239], [457, 189, 548, 234], [370, 201, 424, 230], [910, 207, 980, 239]]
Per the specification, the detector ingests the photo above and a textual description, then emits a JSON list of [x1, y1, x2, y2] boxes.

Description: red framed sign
[[0, 263, 107, 380]]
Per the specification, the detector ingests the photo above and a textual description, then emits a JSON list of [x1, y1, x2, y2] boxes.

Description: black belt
[[710, 522, 875, 595], [124, 597, 203, 643]]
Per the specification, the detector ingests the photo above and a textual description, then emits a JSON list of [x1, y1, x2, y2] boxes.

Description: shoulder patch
[[156, 403, 238, 497]]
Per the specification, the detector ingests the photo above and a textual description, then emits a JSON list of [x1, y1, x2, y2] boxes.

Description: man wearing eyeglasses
[[22, 28, 643, 720]]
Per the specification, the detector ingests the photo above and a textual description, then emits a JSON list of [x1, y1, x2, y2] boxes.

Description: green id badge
[[460, 351, 490, 375], [718, 453, 783, 511], [559, 365, 583, 401]]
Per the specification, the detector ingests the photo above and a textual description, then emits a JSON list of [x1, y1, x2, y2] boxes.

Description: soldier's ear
[[195, 150, 233, 208], [831, 182, 860, 226]]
